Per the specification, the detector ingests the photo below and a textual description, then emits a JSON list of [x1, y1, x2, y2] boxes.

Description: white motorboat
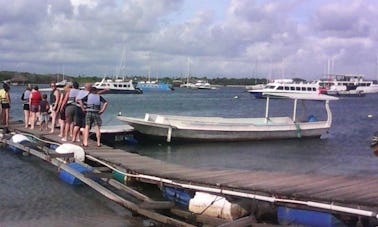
[[194, 80, 212, 89], [117, 93, 338, 143], [94, 77, 142, 94], [317, 74, 378, 94], [248, 79, 320, 98]]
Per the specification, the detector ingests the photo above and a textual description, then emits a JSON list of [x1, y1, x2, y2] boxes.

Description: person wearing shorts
[[21, 85, 31, 128], [79, 87, 108, 147], [39, 94, 50, 131], [62, 81, 79, 141], [0, 83, 11, 128], [29, 85, 41, 129], [49, 82, 61, 133]]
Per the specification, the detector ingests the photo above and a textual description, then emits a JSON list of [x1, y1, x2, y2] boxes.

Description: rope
[[194, 196, 224, 215]]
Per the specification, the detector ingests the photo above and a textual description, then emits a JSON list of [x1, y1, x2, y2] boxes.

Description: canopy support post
[[265, 96, 270, 123], [293, 98, 298, 122], [167, 127, 172, 143]]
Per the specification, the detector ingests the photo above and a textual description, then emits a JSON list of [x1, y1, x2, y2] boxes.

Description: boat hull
[[121, 119, 329, 143], [133, 125, 326, 142], [96, 88, 143, 94], [136, 83, 173, 91]]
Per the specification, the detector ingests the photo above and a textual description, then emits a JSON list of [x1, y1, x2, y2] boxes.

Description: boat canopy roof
[[262, 92, 339, 101]]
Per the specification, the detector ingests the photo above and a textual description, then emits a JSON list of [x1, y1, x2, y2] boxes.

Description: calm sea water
[[1, 85, 378, 225]]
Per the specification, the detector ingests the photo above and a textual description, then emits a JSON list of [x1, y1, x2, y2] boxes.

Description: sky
[[1, 0, 378, 80]]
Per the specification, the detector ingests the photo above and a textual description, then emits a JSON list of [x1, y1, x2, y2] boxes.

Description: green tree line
[[1, 71, 271, 86]]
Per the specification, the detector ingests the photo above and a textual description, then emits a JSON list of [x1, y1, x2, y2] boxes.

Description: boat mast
[[186, 57, 191, 84], [375, 53, 378, 80]]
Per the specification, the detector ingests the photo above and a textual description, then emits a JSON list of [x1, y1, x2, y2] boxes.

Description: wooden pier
[[3, 123, 378, 226]]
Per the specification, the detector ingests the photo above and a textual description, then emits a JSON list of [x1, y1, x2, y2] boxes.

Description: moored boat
[[117, 93, 338, 143], [136, 80, 173, 91], [319, 74, 378, 94], [248, 79, 320, 98], [94, 77, 142, 94]]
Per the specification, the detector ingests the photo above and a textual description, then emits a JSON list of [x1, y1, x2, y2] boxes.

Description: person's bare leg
[[72, 125, 80, 142], [24, 110, 30, 128], [95, 126, 101, 146], [50, 111, 56, 133], [82, 125, 90, 146], [59, 119, 64, 137], [4, 109, 9, 127], [30, 112, 35, 129]]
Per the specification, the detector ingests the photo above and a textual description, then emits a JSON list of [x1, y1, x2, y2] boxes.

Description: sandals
[[81, 143, 88, 147]]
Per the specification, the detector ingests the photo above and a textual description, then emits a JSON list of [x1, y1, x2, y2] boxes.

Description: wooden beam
[[170, 208, 227, 226], [218, 216, 256, 227], [83, 172, 113, 179], [48, 153, 75, 158], [139, 201, 175, 210]]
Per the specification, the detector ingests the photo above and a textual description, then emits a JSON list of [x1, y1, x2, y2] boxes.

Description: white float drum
[[9, 134, 32, 153], [55, 143, 85, 162]]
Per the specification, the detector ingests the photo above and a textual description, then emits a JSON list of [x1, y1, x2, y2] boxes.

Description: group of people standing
[[22, 81, 108, 147]]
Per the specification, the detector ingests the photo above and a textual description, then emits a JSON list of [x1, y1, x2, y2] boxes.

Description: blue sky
[[1, 0, 378, 80]]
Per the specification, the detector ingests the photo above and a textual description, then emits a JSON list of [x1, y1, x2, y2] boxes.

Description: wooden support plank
[[106, 179, 153, 202], [310, 179, 378, 199], [170, 208, 228, 226], [288, 176, 351, 196], [93, 166, 111, 171], [218, 216, 256, 227], [139, 201, 175, 210], [83, 172, 113, 179], [48, 153, 75, 158]]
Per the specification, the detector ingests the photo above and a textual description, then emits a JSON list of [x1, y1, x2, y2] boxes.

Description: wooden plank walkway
[[9, 123, 378, 213]]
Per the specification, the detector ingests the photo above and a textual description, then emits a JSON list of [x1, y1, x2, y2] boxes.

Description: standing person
[[21, 85, 31, 128], [29, 85, 42, 129], [40, 94, 50, 131], [79, 87, 108, 147], [49, 82, 61, 133], [71, 83, 92, 143], [0, 83, 11, 128], [57, 84, 71, 137], [61, 81, 79, 141]]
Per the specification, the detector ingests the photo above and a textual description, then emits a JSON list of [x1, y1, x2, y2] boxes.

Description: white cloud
[[0, 0, 378, 79]]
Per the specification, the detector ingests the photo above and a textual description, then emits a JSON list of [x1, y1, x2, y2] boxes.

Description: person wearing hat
[[79, 86, 108, 147]]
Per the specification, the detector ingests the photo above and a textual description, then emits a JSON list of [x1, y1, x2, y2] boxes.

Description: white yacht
[[317, 74, 378, 94], [93, 77, 142, 94], [248, 79, 319, 98]]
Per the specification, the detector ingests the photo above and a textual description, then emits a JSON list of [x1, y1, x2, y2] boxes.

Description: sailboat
[[180, 57, 196, 88], [136, 54, 173, 91]]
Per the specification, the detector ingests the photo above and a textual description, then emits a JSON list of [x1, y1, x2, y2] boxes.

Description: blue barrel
[[163, 186, 193, 207], [277, 206, 345, 227], [59, 162, 93, 185]]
